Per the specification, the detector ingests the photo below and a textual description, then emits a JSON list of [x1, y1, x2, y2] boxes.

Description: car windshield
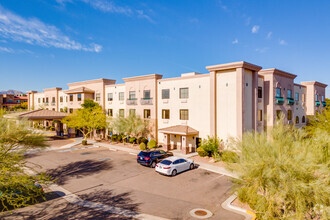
[[160, 160, 172, 165], [138, 152, 149, 157]]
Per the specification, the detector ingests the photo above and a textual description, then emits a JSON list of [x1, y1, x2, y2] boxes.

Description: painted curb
[[221, 194, 256, 220]]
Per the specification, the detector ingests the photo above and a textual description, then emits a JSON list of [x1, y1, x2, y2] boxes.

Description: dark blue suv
[[137, 150, 173, 168]]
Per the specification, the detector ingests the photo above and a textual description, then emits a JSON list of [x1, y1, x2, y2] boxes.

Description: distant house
[[0, 94, 28, 109]]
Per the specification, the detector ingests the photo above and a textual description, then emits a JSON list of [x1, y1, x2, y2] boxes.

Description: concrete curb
[[221, 194, 256, 220]]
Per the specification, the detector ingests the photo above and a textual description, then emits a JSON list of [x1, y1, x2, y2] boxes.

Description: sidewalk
[[95, 142, 238, 179]]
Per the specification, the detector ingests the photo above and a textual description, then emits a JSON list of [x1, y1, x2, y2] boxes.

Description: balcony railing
[[51, 102, 56, 106], [140, 98, 153, 105], [322, 101, 327, 107], [287, 97, 294, 105], [315, 101, 321, 107], [127, 98, 137, 105], [275, 96, 284, 105]]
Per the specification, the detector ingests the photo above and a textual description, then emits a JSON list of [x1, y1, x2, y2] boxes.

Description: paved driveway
[[2, 147, 244, 220]]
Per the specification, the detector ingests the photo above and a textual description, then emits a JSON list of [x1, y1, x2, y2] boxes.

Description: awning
[[315, 101, 321, 107], [64, 86, 95, 94], [159, 125, 199, 135], [18, 109, 69, 120]]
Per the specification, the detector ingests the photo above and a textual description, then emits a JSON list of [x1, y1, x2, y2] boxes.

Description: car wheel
[[190, 163, 194, 170], [171, 169, 177, 176], [151, 161, 156, 168]]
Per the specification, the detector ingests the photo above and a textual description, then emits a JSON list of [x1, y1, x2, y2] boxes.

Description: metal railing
[[140, 98, 153, 105]]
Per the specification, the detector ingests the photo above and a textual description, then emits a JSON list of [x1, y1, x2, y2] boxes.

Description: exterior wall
[[293, 85, 307, 127], [105, 84, 126, 117], [302, 82, 327, 115], [157, 74, 211, 145], [257, 77, 264, 132], [243, 69, 253, 131]]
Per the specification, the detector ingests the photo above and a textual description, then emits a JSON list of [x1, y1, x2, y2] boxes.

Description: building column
[[252, 71, 258, 131], [210, 71, 217, 137], [236, 68, 244, 138], [164, 134, 170, 151], [181, 135, 188, 154]]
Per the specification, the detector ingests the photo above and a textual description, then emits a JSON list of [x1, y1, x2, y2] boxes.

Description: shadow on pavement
[[46, 160, 112, 185], [1, 190, 139, 220]]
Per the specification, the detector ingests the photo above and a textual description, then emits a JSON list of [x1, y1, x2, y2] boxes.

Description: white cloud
[[0, 5, 102, 52], [251, 25, 260, 34], [0, 46, 14, 53], [58, 0, 153, 22], [267, 32, 272, 39], [232, 38, 238, 44], [255, 47, 269, 53], [279, 39, 287, 45]]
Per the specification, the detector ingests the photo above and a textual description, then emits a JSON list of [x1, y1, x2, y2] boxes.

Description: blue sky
[[0, 0, 329, 96]]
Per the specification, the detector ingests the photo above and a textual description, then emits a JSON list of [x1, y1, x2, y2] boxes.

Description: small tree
[[62, 102, 107, 145], [111, 114, 150, 137], [199, 136, 223, 158], [0, 112, 50, 211]]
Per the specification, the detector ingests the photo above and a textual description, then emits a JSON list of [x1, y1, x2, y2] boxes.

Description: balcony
[[140, 98, 153, 105], [287, 97, 294, 105], [275, 96, 284, 105], [315, 101, 321, 107], [44, 102, 49, 106], [322, 101, 327, 107], [127, 98, 137, 105], [51, 102, 56, 106]]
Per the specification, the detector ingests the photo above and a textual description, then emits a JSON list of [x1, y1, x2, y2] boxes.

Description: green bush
[[117, 135, 123, 143], [139, 142, 147, 150], [197, 147, 208, 157], [221, 151, 239, 163], [199, 136, 223, 157], [111, 134, 118, 142], [137, 137, 146, 144], [129, 137, 137, 144], [149, 139, 157, 148]]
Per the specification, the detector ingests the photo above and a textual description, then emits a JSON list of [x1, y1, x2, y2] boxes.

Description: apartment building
[[27, 61, 327, 154]]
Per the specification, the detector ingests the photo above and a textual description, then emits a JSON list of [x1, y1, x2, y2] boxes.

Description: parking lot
[[2, 146, 244, 219]]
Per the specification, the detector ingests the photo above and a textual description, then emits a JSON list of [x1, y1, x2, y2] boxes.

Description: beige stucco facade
[[27, 61, 327, 154]]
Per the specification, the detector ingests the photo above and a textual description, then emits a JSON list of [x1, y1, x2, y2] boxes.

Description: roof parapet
[[123, 74, 163, 82], [301, 81, 328, 88], [206, 61, 262, 72], [259, 68, 297, 79]]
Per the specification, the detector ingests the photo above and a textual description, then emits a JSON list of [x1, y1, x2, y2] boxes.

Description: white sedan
[[155, 156, 195, 176]]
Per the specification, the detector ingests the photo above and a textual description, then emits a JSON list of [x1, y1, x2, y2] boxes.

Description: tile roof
[[19, 109, 68, 120], [159, 125, 199, 135]]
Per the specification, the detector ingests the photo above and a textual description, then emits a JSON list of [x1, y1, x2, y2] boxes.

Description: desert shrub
[[139, 142, 147, 150], [82, 140, 87, 145], [149, 139, 157, 148], [221, 150, 239, 163], [49, 126, 55, 131], [158, 145, 163, 149], [197, 147, 208, 157], [129, 137, 137, 144], [137, 137, 146, 144], [200, 136, 222, 157]]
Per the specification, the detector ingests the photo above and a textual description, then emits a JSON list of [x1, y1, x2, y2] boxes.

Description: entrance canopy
[[159, 125, 198, 135], [19, 109, 68, 120]]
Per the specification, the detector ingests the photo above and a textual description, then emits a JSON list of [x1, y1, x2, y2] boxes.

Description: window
[[129, 91, 136, 100], [288, 110, 292, 121], [60, 108, 63, 112], [108, 109, 113, 117], [69, 95, 73, 102], [162, 89, 170, 99], [258, 110, 262, 121], [180, 109, 189, 120], [119, 92, 124, 101], [287, 89, 292, 98], [295, 116, 299, 124], [315, 94, 318, 101], [46, 97, 49, 103], [52, 108, 55, 111], [52, 97, 55, 103], [144, 109, 151, 118], [108, 93, 113, 101], [77, 94, 82, 101], [119, 109, 125, 117], [302, 116, 306, 123], [42, 98, 45, 103], [38, 98, 40, 103], [143, 90, 151, 99], [129, 109, 136, 116], [276, 110, 281, 120], [258, 87, 262, 98], [66, 96, 68, 102], [276, 88, 281, 97], [322, 96, 325, 102], [295, 93, 299, 101], [95, 93, 100, 101], [60, 96, 63, 102], [69, 108, 73, 113], [180, 88, 189, 99], [162, 109, 170, 119]]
